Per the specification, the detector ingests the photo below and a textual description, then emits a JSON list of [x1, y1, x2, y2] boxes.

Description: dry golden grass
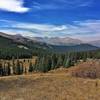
[[69, 59, 100, 79], [0, 59, 100, 100], [0, 71, 100, 100]]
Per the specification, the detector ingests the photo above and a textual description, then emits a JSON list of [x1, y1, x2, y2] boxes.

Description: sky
[[0, 0, 100, 41]]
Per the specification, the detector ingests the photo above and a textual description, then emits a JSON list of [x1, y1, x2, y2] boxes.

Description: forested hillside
[[0, 34, 99, 59], [0, 35, 51, 59], [52, 44, 99, 52]]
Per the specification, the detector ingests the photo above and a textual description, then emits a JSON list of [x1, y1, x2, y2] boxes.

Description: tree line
[[0, 49, 100, 76]]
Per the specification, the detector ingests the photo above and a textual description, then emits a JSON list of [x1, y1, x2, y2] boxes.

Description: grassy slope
[[0, 63, 100, 100], [69, 59, 100, 79]]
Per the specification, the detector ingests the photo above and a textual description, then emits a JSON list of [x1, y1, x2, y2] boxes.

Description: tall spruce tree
[[0, 63, 3, 76], [29, 62, 33, 72], [7, 62, 11, 75], [16, 60, 23, 75]]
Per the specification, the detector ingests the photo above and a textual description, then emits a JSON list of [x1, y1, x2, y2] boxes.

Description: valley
[[0, 0, 100, 99], [0, 32, 100, 100]]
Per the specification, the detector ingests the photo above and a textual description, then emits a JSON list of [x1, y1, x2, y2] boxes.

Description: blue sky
[[0, 0, 100, 41]]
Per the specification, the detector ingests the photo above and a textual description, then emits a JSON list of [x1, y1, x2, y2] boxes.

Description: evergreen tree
[[29, 62, 33, 72], [7, 62, 11, 75], [51, 54, 58, 70], [0, 63, 3, 76], [16, 60, 23, 75], [57, 55, 63, 68], [83, 52, 87, 62]]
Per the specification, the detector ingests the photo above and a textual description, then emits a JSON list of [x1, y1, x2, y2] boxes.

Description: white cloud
[[0, 19, 100, 41], [0, 0, 29, 13]]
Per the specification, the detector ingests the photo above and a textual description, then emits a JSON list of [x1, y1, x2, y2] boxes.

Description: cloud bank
[[0, 19, 100, 41], [0, 0, 29, 13]]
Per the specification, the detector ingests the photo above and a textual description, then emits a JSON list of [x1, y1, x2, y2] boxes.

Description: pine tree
[[12, 56, 16, 74], [0, 63, 3, 76], [83, 52, 87, 62], [20, 62, 24, 74], [3, 62, 6, 76], [16, 60, 23, 75], [51, 54, 58, 70], [7, 62, 11, 75], [43, 56, 52, 72], [35, 57, 40, 72], [57, 55, 63, 68], [63, 52, 73, 68], [29, 62, 33, 72]]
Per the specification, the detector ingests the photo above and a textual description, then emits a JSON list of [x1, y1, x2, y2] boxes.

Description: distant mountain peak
[[15, 33, 23, 37], [29, 36, 83, 46], [88, 40, 100, 47]]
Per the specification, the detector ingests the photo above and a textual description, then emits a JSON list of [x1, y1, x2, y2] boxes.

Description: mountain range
[[88, 40, 100, 47], [29, 37, 83, 46], [0, 32, 51, 50], [0, 32, 99, 53], [29, 36, 100, 47]]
